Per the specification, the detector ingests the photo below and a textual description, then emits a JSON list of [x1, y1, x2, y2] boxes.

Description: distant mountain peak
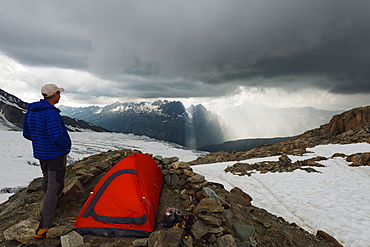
[[0, 88, 108, 132], [59, 100, 230, 149]]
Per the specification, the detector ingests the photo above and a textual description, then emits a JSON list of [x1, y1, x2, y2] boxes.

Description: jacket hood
[[27, 99, 61, 112]]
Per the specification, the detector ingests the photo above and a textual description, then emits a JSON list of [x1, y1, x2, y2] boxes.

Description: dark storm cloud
[[0, 2, 90, 69], [1, 0, 370, 98]]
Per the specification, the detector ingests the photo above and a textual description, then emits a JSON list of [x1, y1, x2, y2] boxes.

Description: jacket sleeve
[[22, 112, 32, 141], [45, 110, 72, 149], [54, 133, 72, 149]]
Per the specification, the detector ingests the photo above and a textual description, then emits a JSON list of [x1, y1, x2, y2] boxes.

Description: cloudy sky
[[1, 0, 369, 113]]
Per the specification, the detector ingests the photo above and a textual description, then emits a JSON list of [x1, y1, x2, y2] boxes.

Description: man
[[23, 84, 72, 239]]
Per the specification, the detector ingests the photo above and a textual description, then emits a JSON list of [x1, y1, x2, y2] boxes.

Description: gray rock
[[170, 157, 180, 164], [178, 162, 190, 169], [170, 174, 181, 190], [48, 224, 75, 238], [101, 244, 115, 247], [194, 198, 224, 214], [232, 222, 255, 242], [190, 220, 208, 240], [26, 177, 43, 192], [110, 153, 123, 161], [279, 154, 292, 163], [169, 168, 183, 175], [216, 234, 237, 247], [77, 244, 91, 247], [153, 155, 164, 162], [63, 177, 86, 198], [183, 169, 196, 177], [94, 161, 111, 171], [187, 174, 205, 183], [133, 238, 148, 246], [198, 215, 222, 227], [163, 158, 172, 165], [0, 190, 28, 217], [61, 230, 84, 247], [171, 161, 181, 169], [148, 230, 166, 247], [165, 174, 171, 185], [191, 181, 209, 190], [207, 226, 224, 234], [3, 218, 39, 244], [183, 235, 194, 247], [207, 234, 217, 244], [166, 227, 185, 246], [202, 187, 222, 205], [162, 168, 169, 176]]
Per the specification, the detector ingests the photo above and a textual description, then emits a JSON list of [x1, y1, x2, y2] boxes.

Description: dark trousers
[[39, 154, 67, 228]]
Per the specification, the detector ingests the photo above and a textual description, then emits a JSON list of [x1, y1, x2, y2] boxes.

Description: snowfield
[[0, 131, 205, 203], [1, 130, 370, 247], [192, 143, 370, 247]]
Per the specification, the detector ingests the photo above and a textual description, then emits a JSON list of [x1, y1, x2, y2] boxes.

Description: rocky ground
[[0, 148, 339, 247], [2, 106, 369, 247]]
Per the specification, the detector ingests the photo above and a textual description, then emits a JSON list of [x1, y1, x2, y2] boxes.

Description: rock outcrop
[[324, 106, 370, 137], [191, 106, 370, 165], [225, 154, 326, 176]]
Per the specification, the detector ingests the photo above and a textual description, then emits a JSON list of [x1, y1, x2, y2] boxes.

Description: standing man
[[23, 84, 72, 239]]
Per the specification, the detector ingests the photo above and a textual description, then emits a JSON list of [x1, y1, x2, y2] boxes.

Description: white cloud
[[1, 0, 370, 97], [2, 51, 368, 112]]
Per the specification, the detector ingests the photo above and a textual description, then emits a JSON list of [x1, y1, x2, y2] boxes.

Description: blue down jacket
[[23, 99, 71, 160]]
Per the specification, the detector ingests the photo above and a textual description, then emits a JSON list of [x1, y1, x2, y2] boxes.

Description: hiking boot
[[34, 227, 49, 239]]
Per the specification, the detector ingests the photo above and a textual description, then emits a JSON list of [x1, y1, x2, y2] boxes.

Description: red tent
[[74, 153, 164, 237]]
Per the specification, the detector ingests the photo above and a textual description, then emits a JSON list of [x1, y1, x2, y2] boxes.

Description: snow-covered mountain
[[0, 88, 107, 132], [59, 99, 343, 150], [59, 100, 231, 149], [0, 88, 28, 131]]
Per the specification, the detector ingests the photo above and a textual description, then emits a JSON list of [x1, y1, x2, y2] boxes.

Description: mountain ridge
[[0, 87, 355, 153], [0, 88, 107, 132], [59, 100, 230, 149]]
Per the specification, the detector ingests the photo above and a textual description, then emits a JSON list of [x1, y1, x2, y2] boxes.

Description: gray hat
[[41, 84, 65, 97]]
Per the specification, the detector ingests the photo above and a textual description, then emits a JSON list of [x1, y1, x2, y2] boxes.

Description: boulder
[[148, 228, 184, 247], [216, 234, 237, 247], [347, 152, 370, 166], [190, 219, 208, 240], [133, 238, 148, 247], [3, 218, 39, 244], [60, 230, 84, 247]]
